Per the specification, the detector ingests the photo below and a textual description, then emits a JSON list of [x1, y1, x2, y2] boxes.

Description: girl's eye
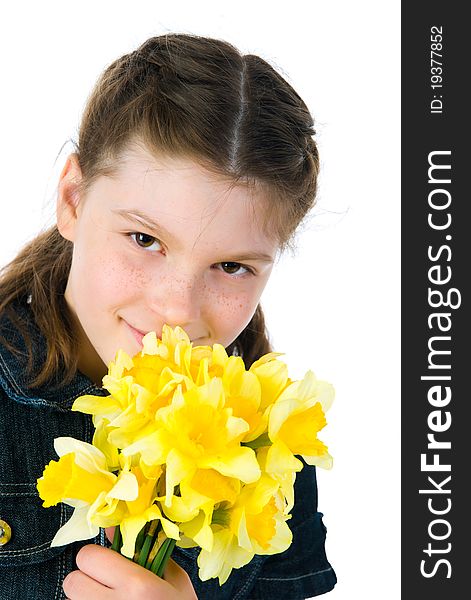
[[218, 262, 253, 276], [129, 232, 163, 252]]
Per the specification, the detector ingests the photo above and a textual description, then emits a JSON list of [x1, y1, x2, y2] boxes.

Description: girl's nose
[[147, 269, 203, 330]]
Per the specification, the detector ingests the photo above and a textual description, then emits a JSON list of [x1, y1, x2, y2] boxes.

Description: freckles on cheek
[[207, 289, 255, 335], [89, 254, 147, 299], [208, 289, 250, 314]]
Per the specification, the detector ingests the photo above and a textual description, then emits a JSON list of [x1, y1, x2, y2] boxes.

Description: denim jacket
[[0, 300, 336, 599]]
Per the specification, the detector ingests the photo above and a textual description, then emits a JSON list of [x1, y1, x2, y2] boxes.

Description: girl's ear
[[56, 153, 83, 242]]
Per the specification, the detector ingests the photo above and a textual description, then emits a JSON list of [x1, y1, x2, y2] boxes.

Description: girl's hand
[[63, 543, 198, 599]]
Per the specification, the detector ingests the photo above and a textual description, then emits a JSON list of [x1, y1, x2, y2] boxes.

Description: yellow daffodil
[[197, 475, 292, 584], [123, 380, 261, 506], [249, 353, 290, 411], [255, 446, 296, 514], [37, 451, 114, 509], [37, 438, 138, 547], [117, 465, 180, 558], [72, 349, 135, 424], [230, 474, 292, 555], [266, 370, 334, 474], [178, 501, 215, 552], [221, 356, 266, 442], [142, 327, 205, 382]]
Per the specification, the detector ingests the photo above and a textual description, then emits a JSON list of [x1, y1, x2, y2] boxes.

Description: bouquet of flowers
[[37, 326, 333, 585]]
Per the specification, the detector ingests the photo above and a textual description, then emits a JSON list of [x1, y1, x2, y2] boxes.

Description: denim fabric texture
[[0, 300, 336, 599]]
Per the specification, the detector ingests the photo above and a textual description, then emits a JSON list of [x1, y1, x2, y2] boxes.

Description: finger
[[76, 544, 145, 589], [63, 568, 113, 599], [163, 557, 197, 597], [75, 544, 168, 593]]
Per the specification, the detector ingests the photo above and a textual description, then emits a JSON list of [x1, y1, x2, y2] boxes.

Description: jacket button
[[0, 519, 12, 546]]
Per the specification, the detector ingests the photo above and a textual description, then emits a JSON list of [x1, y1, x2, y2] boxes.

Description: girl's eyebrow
[[112, 207, 275, 264], [112, 208, 176, 242], [226, 252, 275, 264]]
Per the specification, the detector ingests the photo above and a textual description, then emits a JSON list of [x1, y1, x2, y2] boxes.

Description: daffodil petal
[[197, 528, 232, 581], [236, 510, 252, 552], [265, 441, 303, 474], [179, 478, 217, 513], [211, 344, 229, 369], [72, 394, 119, 416], [87, 490, 123, 528], [316, 380, 335, 413], [225, 415, 250, 441], [92, 420, 120, 470], [62, 498, 89, 509], [159, 492, 200, 523], [158, 516, 181, 542], [180, 508, 213, 552], [199, 447, 260, 483], [120, 516, 147, 558], [53, 437, 109, 474], [253, 515, 293, 556], [245, 474, 280, 513], [107, 471, 139, 501], [275, 371, 334, 413], [249, 352, 285, 369], [50, 506, 98, 547], [165, 448, 195, 506], [113, 348, 134, 373], [144, 505, 180, 541], [142, 331, 159, 355], [122, 431, 166, 465], [268, 398, 300, 439], [250, 356, 288, 410], [303, 451, 333, 470], [193, 520, 213, 552], [197, 529, 253, 585]]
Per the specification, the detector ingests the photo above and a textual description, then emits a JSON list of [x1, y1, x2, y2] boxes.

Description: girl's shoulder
[[0, 300, 105, 409], [0, 300, 36, 402]]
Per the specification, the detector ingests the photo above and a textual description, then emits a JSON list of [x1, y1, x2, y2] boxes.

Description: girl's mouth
[[123, 320, 147, 346], [123, 319, 206, 347]]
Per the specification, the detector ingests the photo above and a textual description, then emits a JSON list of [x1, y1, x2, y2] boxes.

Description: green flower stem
[[134, 522, 149, 557], [148, 538, 169, 574], [242, 433, 271, 450], [157, 538, 176, 578], [150, 537, 177, 577], [111, 526, 122, 552], [137, 520, 160, 567], [211, 508, 230, 527], [145, 535, 162, 570]]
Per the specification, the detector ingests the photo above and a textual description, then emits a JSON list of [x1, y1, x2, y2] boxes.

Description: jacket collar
[[0, 299, 108, 409]]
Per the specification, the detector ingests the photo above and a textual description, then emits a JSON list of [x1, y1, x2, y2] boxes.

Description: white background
[[0, 2, 400, 598]]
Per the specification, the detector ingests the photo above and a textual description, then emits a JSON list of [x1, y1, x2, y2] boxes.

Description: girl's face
[[57, 144, 278, 384]]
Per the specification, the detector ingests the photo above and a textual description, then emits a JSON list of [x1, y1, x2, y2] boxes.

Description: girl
[[0, 33, 336, 599]]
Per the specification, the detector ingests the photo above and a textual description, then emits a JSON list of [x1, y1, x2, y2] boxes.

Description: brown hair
[[0, 33, 319, 388]]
